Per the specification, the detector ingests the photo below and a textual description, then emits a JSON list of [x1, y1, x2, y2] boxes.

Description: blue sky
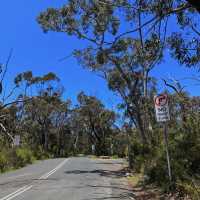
[[0, 0, 199, 110]]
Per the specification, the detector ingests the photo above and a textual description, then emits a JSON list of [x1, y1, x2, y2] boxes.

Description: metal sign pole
[[163, 122, 172, 182], [154, 94, 172, 182]]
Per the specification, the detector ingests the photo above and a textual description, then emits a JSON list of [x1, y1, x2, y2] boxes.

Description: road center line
[[0, 186, 28, 200], [0, 159, 69, 200], [5, 186, 33, 200], [39, 159, 69, 179]]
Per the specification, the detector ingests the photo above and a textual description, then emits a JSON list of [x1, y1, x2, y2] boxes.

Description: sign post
[[163, 123, 172, 182], [154, 94, 172, 182]]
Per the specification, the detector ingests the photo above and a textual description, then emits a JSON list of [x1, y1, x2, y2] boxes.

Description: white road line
[[0, 159, 69, 200], [39, 159, 69, 179], [42, 159, 68, 179], [5, 186, 33, 200], [0, 186, 28, 200]]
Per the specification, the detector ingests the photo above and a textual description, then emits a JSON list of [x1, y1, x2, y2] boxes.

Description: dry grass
[[127, 173, 164, 200]]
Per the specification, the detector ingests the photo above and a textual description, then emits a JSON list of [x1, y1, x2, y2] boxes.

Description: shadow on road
[[64, 167, 136, 199], [94, 161, 124, 165], [80, 185, 135, 200], [64, 167, 129, 179]]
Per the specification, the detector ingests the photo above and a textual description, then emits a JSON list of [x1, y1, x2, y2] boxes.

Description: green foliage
[[0, 147, 35, 173], [118, 94, 200, 198], [2, 2, 200, 199], [0, 151, 8, 172], [14, 148, 35, 168], [111, 133, 128, 158], [0, 72, 121, 174], [73, 91, 117, 156], [176, 180, 200, 200]]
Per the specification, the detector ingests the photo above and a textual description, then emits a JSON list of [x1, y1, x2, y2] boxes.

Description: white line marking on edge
[[0, 159, 69, 200]]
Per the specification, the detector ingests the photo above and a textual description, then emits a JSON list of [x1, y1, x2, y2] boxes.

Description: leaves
[[168, 33, 200, 67]]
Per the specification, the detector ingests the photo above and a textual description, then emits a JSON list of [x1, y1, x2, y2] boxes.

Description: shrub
[[176, 180, 200, 200], [33, 145, 51, 160], [0, 151, 9, 172], [9, 147, 35, 168]]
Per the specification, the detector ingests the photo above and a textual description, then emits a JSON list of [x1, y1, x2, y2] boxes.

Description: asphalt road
[[0, 157, 133, 200]]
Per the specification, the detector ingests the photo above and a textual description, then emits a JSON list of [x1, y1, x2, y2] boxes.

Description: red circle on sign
[[155, 94, 168, 106]]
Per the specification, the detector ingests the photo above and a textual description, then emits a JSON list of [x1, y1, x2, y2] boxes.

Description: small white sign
[[154, 94, 170, 122], [92, 145, 95, 153], [13, 135, 20, 146]]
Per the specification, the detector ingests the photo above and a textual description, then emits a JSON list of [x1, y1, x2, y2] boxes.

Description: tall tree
[[74, 92, 117, 155], [37, 0, 200, 143]]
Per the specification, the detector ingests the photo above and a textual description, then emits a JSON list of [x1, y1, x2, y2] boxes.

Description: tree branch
[[110, 3, 190, 45], [1, 49, 13, 83], [0, 122, 14, 142], [0, 98, 33, 110], [186, 0, 200, 13], [191, 25, 200, 36]]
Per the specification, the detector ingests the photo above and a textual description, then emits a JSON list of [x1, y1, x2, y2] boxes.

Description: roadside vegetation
[[0, 147, 35, 172], [0, 71, 126, 173], [1, 0, 200, 199]]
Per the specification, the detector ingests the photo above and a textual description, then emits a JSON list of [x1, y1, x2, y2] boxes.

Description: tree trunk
[[44, 130, 48, 151], [136, 109, 147, 144]]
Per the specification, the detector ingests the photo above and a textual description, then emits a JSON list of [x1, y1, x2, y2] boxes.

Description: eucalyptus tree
[[74, 92, 117, 155], [49, 98, 71, 156], [37, 0, 200, 144], [19, 72, 67, 152]]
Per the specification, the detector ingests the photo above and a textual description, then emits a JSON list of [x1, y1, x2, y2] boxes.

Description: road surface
[[0, 157, 133, 200]]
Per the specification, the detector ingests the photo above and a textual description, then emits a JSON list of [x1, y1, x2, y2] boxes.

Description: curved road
[[0, 157, 133, 200]]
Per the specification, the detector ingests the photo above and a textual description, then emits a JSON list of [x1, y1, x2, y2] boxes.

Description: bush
[[143, 121, 200, 194], [0, 147, 35, 171], [0, 145, 56, 174], [0, 151, 9, 172], [129, 135, 158, 172], [176, 180, 200, 200], [15, 148, 35, 168], [33, 145, 51, 160]]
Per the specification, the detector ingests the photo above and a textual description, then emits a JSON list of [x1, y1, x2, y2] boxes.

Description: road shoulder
[[93, 158, 135, 199]]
